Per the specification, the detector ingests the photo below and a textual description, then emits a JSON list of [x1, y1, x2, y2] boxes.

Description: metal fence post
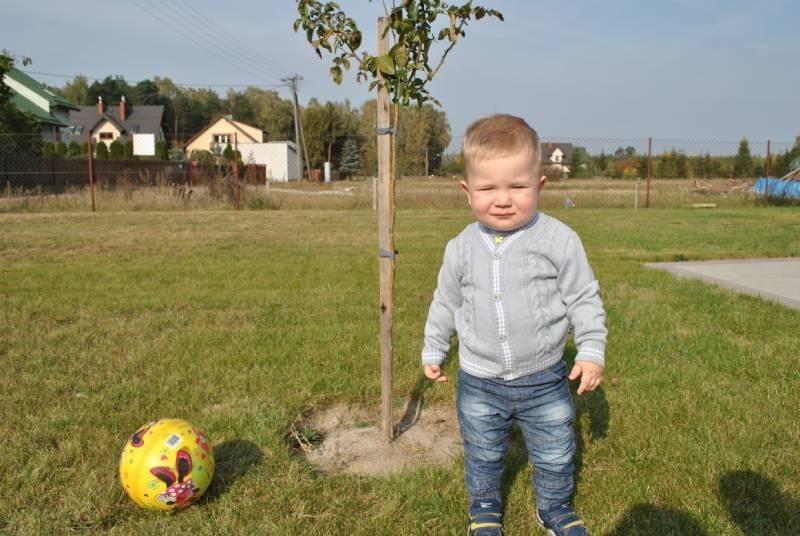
[[764, 140, 771, 207], [87, 131, 96, 212], [646, 137, 652, 208]]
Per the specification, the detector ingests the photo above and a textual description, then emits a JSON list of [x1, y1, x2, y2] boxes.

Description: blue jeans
[[457, 361, 576, 513]]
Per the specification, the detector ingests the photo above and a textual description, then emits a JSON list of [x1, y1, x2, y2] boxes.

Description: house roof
[[183, 116, 261, 149], [10, 93, 69, 126], [68, 103, 164, 141], [541, 142, 575, 162], [6, 68, 79, 111]]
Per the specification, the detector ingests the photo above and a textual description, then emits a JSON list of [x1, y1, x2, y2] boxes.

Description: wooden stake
[[376, 17, 395, 441]]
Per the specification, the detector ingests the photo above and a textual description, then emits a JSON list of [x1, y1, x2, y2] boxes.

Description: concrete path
[[647, 258, 800, 310]]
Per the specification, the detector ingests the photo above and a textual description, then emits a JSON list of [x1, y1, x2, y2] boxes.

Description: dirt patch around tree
[[293, 398, 463, 476]]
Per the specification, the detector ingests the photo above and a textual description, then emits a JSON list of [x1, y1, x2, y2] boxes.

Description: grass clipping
[[292, 399, 462, 476]]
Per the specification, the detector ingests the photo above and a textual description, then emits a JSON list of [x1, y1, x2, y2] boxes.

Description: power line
[[170, 0, 292, 80], [22, 69, 287, 91], [126, 0, 283, 86], [148, 0, 290, 81]]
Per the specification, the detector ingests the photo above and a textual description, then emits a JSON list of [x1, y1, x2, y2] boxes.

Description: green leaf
[[351, 30, 362, 50], [375, 54, 396, 75], [389, 44, 409, 68], [330, 65, 343, 85]]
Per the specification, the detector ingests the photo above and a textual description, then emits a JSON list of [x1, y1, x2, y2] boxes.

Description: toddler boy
[[421, 114, 607, 535]]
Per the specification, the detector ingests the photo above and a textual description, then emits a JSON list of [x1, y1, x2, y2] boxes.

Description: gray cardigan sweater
[[421, 213, 607, 380]]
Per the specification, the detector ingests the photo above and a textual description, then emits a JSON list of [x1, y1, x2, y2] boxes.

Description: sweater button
[[497, 334, 506, 343], [493, 253, 501, 259], [494, 294, 501, 301]]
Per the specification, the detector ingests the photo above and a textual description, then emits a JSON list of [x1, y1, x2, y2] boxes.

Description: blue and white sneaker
[[536, 504, 589, 535], [467, 499, 504, 535]]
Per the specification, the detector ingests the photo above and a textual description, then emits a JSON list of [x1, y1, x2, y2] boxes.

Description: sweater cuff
[[421, 347, 447, 366], [576, 340, 605, 368]]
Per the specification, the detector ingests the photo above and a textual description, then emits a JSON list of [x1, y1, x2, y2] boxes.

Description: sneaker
[[467, 499, 504, 536], [536, 505, 588, 535]]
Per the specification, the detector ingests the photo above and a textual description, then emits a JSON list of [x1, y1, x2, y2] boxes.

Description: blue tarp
[[752, 177, 800, 199]]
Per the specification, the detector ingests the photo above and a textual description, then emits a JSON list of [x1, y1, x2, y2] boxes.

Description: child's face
[[460, 150, 546, 232]]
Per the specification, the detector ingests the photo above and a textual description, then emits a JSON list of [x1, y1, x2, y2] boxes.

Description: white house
[[238, 141, 300, 182], [541, 142, 575, 176]]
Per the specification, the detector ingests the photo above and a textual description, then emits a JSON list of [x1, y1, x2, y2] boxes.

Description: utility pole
[[283, 75, 312, 180]]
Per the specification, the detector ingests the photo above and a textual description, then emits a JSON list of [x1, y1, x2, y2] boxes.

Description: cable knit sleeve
[[557, 232, 608, 367], [421, 239, 462, 366]]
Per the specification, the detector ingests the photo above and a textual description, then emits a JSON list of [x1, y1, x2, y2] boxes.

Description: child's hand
[[568, 361, 603, 395], [424, 364, 448, 383]]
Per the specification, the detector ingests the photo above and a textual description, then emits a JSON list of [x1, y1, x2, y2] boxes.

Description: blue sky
[[3, 1, 798, 152]]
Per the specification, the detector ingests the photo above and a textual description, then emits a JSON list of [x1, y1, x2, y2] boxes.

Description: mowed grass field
[[1, 206, 799, 535]]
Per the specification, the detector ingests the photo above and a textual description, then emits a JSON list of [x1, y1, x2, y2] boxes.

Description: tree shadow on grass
[[719, 470, 800, 535], [202, 439, 264, 503], [394, 375, 432, 437], [607, 503, 708, 535]]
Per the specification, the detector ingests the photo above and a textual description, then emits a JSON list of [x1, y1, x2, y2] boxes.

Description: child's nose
[[495, 189, 511, 205]]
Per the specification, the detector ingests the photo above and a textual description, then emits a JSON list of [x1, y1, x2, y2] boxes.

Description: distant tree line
[[56, 74, 451, 176], [569, 138, 800, 179]]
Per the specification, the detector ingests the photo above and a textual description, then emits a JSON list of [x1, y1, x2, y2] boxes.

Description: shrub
[[67, 141, 82, 158], [95, 141, 109, 160], [123, 139, 134, 160], [41, 141, 55, 158], [54, 141, 67, 157], [109, 139, 124, 160], [222, 142, 234, 162], [155, 140, 168, 160]]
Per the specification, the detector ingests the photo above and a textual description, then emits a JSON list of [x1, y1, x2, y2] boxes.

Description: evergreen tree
[[55, 141, 67, 157], [41, 141, 55, 158], [155, 140, 168, 160], [67, 141, 82, 158], [339, 137, 360, 178], [570, 147, 592, 178], [733, 138, 752, 178], [595, 151, 608, 176], [222, 141, 234, 162], [109, 139, 124, 160], [95, 141, 109, 160], [123, 139, 134, 159]]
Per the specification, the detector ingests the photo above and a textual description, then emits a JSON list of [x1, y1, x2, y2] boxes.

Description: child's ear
[[459, 180, 472, 205], [538, 175, 547, 190]]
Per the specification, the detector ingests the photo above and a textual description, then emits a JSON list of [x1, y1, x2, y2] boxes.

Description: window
[[213, 134, 231, 144], [99, 132, 114, 140]]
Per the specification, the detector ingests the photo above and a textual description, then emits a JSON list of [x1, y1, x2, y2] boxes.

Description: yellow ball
[[119, 418, 214, 511]]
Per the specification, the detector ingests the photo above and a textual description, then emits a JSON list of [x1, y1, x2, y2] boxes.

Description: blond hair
[[462, 114, 540, 174]]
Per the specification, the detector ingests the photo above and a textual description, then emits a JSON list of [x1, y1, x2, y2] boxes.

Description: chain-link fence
[[1, 133, 798, 210]]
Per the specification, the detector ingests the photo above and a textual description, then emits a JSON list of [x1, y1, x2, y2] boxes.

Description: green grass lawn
[[1, 207, 799, 535]]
